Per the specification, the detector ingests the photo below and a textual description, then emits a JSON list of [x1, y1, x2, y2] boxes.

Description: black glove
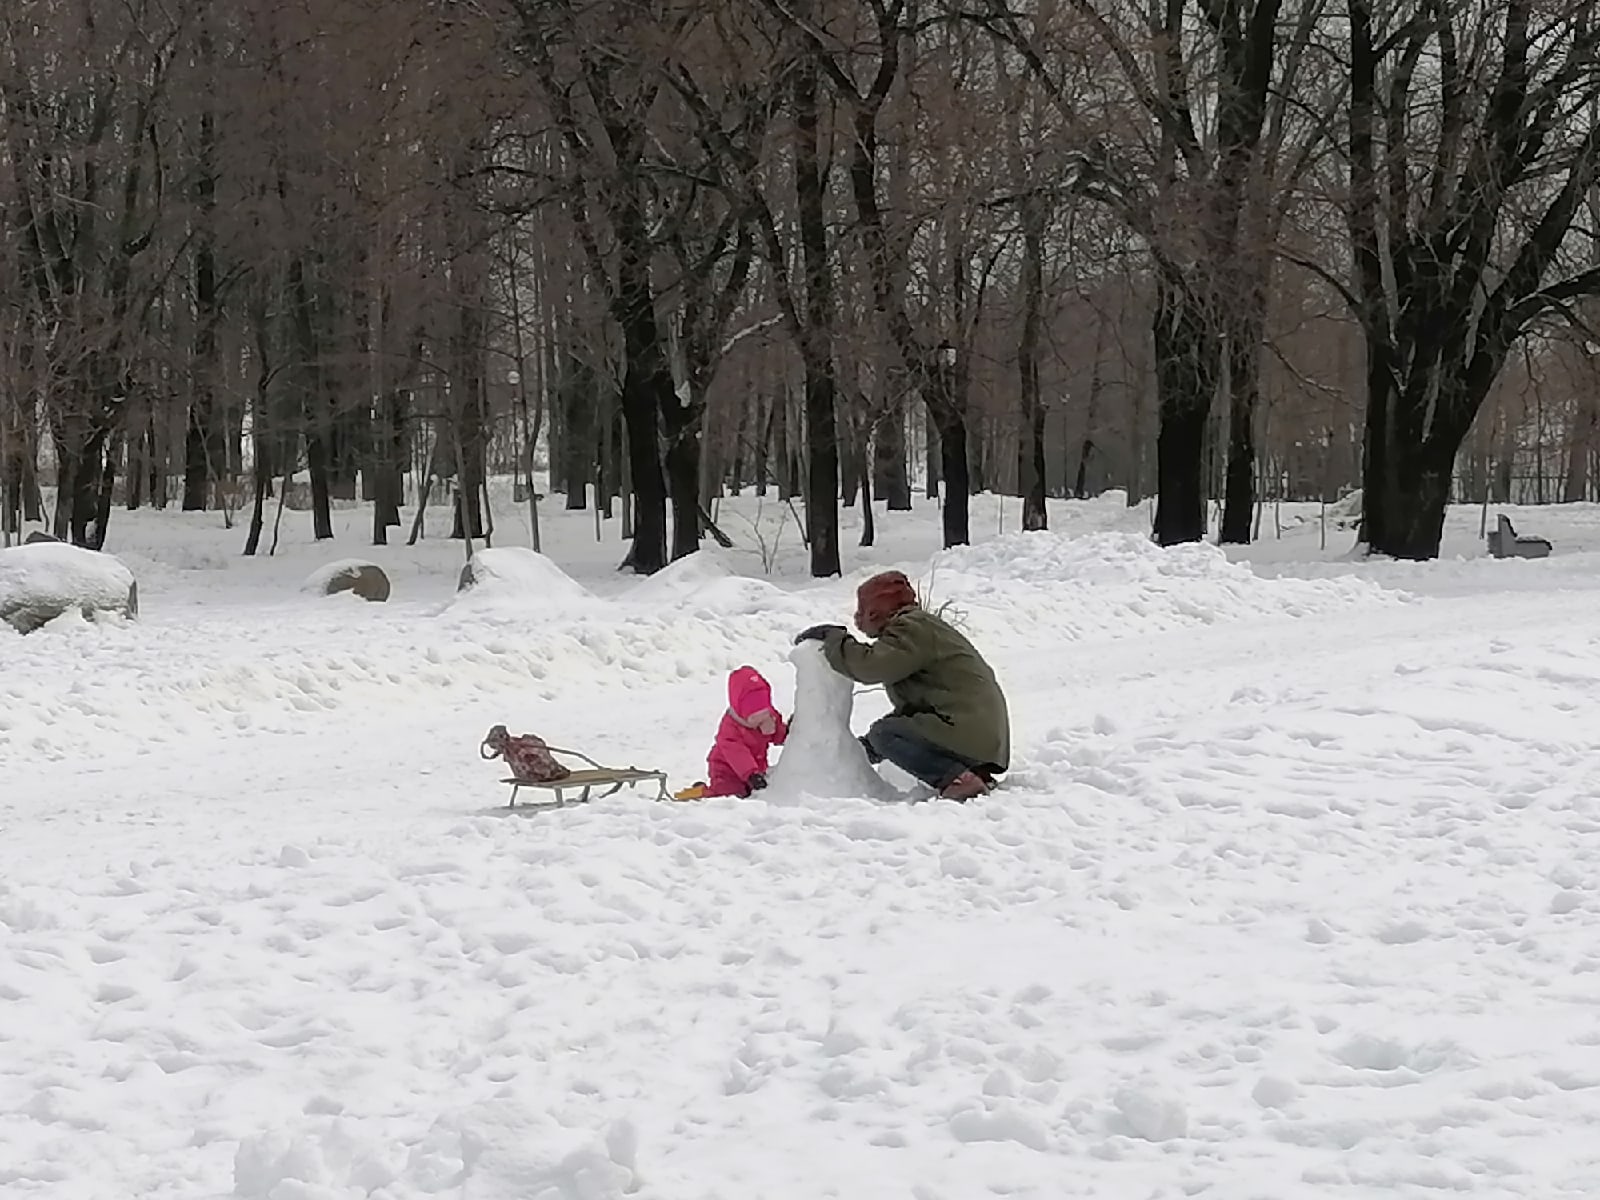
[[795, 623, 845, 645], [748, 772, 768, 792]]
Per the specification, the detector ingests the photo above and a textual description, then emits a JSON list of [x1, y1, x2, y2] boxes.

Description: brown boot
[[940, 771, 988, 802]]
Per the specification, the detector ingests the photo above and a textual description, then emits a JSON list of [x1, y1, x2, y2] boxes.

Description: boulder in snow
[[303, 559, 391, 602], [0, 542, 138, 634], [767, 641, 898, 803]]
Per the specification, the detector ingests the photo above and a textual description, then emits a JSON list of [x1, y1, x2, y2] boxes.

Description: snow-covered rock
[[302, 559, 391, 602], [450, 547, 588, 614], [766, 641, 898, 802], [627, 548, 735, 602], [1329, 488, 1363, 528], [0, 542, 138, 633]]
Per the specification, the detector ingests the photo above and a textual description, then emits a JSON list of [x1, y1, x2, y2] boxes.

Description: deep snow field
[[7, 486, 1600, 1199]]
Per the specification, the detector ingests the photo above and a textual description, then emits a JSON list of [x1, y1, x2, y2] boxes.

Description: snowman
[[766, 641, 900, 803]]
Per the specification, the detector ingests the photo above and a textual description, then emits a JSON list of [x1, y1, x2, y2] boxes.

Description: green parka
[[822, 607, 1010, 771]]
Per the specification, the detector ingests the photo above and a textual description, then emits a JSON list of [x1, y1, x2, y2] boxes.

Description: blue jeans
[[864, 715, 979, 791]]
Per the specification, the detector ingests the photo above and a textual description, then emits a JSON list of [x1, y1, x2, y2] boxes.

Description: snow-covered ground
[[6, 486, 1600, 1198]]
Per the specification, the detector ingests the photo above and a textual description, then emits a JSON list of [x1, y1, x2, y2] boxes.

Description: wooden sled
[[502, 746, 670, 809]]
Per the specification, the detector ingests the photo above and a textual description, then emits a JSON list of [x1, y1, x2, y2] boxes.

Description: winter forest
[[6, 0, 1600, 570]]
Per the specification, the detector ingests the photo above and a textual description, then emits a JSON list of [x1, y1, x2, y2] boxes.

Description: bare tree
[[1331, 0, 1600, 558]]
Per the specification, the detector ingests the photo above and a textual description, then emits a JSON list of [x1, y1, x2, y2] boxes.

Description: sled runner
[[481, 727, 670, 808], [501, 762, 671, 808]]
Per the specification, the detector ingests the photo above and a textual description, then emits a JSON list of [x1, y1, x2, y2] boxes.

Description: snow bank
[[0, 542, 137, 634], [448, 547, 589, 615], [625, 548, 737, 602], [917, 531, 1401, 646], [767, 642, 898, 802], [622, 549, 795, 621], [0, 530, 1402, 766]]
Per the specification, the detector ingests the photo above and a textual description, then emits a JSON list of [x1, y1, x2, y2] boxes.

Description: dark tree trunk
[[859, 448, 875, 547], [22, 438, 42, 522], [1075, 318, 1107, 499], [64, 428, 109, 548], [730, 397, 749, 493], [841, 409, 863, 508], [126, 423, 145, 511], [546, 372, 565, 498], [145, 417, 162, 511], [52, 362, 119, 548], [1019, 196, 1047, 531], [874, 393, 911, 510], [51, 440, 77, 541], [597, 420, 614, 521], [371, 390, 405, 544], [773, 391, 791, 499], [929, 363, 970, 547], [329, 403, 363, 502], [1359, 354, 1476, 559], [969, 421, 988, 495], [1151, 272, 1216, 545], [450, 310, 487, 542], [1565, 393, 1595, 502], [1, 390, 26, 534], [794, 50, 841, 576], [1219, 274, 1266, 543], [183, 102, 222, 512], [1491, 410, 1514, 503], [614, 189, 670, 573], [245, 337, 274, 556], [661, 214, 753, 561], [754, 393, 771, 496], [305, 431, 334, 540], [562, 357, 593, 510], [289, 259, 334, 540], [663, 419, 701, 561], [1073, 439, 1094, 500], [245, 435, 271, 557], [1363, 424, 1456, 560], [92, 432, 120, 549]]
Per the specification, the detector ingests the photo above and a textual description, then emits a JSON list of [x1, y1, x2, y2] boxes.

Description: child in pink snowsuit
[[706, 666, 789, 797]]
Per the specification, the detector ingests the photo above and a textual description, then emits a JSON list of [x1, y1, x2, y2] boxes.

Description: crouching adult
[[796, 570, 1009, 801]]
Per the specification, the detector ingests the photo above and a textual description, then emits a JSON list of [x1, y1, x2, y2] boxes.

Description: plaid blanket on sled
[[481, 725, 571, 783]]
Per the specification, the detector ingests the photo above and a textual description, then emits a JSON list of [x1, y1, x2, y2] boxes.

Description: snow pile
[[767, 641, 898, 802], [628, 558, 793, 624], [0, 542, 137, 634], [448, 547, 589, 616], [626, 548, 737, 602], [921, 531, 1401, 645]]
